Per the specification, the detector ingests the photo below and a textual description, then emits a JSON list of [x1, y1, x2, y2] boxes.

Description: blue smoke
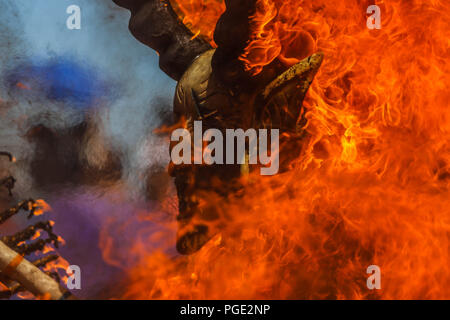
[[5, 56, 111, 110]]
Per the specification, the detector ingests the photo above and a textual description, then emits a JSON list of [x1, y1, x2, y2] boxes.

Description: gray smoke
[[0, 0, 177, 298]]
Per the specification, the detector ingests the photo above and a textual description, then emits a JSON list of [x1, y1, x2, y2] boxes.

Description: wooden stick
[[0, 240, 72, 300]]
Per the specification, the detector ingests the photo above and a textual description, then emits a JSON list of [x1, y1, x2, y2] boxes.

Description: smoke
[[0, 0, 176, 298]]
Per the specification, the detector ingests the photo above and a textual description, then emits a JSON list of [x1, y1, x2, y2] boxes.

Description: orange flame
[[33, 199, 52, 216], [105, 0, 450, 299], [170, 0, 225, 47], [16, 82, 30, 90], [43, 256, 71, 284], [239, 0, 281, 75]]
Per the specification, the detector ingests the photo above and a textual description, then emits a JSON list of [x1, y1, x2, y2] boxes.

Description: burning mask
[[113, 0, 323, 254]]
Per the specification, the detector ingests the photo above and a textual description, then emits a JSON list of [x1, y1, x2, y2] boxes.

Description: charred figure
[[112, 0, 323, 254]]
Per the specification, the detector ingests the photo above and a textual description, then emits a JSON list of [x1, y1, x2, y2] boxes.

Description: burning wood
[[0, 199, 45, 225], [0, 240, 72, 300], [0, 151, 74, 300], [1, 220, 60, 256]]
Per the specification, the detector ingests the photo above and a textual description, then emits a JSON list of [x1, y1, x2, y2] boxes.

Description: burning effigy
[[113, 0, 323, 255], [111, 0, 450, 300]]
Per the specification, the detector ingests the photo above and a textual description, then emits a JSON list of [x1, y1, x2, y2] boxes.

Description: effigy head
[[175, 49, 323, 133]]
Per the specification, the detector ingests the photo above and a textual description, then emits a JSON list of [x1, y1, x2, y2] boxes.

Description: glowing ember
[[33, 199, 52, 216], [15, 82, 30, 90], [42, 256, 71, 284]]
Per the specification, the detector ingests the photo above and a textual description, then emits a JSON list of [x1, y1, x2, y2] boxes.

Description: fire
[[170, 0, 225, 46], [33, 199, 52, 216], [239, 0, 281, 75], [106, 0, 450, 299], [42, 256, 71, 284]]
